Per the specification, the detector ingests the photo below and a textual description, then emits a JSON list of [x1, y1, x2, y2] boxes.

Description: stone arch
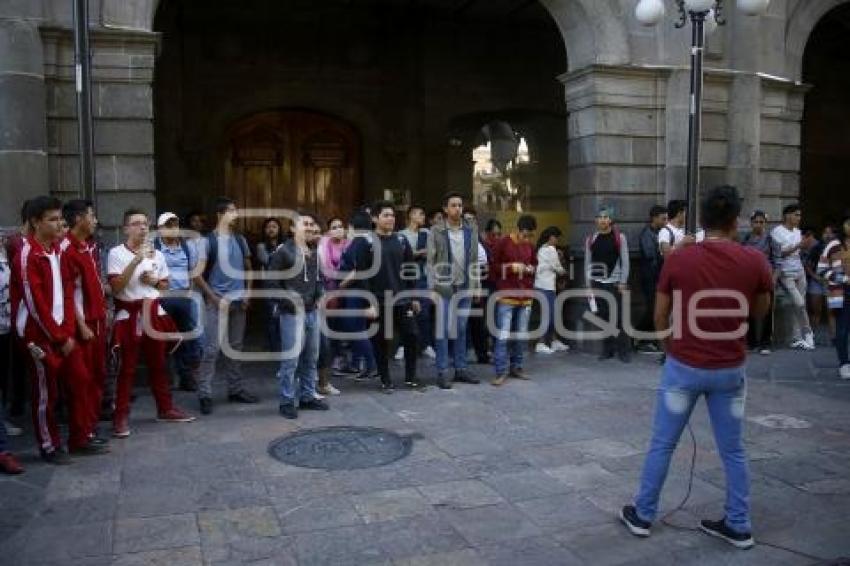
[[785, 0, 850, 81], [143, 0, 630, 71]]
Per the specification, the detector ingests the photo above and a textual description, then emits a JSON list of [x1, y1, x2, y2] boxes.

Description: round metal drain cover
[[268, 426, 413, 470]]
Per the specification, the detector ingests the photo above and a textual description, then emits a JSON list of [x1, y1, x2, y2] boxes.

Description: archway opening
[[152, 0, 567, 222], [800, 3, 850, 229]]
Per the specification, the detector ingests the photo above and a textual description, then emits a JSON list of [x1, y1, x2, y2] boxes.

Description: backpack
[[153, 237, 195, 271], [203, 232, 250, 281]]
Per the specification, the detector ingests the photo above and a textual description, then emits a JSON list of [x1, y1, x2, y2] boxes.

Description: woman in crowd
[[316, 217, 348, 395], [818, 216, 850, 380], [534, 226, 569, 354]]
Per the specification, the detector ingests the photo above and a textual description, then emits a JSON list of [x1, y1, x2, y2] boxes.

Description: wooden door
[[225, 111, 361, 240]]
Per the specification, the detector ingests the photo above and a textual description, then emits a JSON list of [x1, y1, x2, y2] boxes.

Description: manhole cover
[[268, 426, 413, 470]]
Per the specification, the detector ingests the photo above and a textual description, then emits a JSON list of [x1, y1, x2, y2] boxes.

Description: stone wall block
[[0, 19, 43, 74], [114, 156, 154, 191], [94, 120, 154, 154], [96, 83, 153, 118], [0, 76, 47, 150]]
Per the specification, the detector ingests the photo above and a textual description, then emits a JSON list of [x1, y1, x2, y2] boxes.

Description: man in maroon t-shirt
[[620, 185, 772, 550]]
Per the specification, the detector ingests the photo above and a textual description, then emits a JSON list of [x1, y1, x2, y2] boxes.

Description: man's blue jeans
[[436, 294, 471, 374], [635, 355, 751, 534], [277, 310, 320, 405], [493, 302, 531, 376]]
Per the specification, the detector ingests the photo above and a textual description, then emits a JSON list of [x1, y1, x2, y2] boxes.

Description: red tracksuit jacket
[[491, 234, 538, 302], [16, 236, 76, 348], [60, 235, 107, 323]]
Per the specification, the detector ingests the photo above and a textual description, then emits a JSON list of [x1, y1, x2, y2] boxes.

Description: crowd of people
[[1, 188, 849, 479]]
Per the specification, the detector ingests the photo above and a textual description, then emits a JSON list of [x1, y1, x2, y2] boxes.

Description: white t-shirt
[[770, 225, 803, 275], [658, 223, 705, 251], [107, 244, 170, 303]]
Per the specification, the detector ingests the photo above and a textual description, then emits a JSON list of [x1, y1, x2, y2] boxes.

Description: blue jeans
[[0, 405, 8, 453], [493, 302, 531, 376], [635, 356, 751, 534], [436, 294, 471, 374], [160, 296, 202, 378], [537, 288, 556, 344], [277, 310, 320, 405], [835, 289, 850, 365]]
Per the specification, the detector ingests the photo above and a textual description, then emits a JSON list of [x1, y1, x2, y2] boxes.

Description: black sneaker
[[228, 391, 259, 404], [380, 382, 395, 395], [199, 397, 213, 415], [300, 398, 330, 411], [699, 519, 754, 550], [41, 449, 73, 466], [620, 505, 651, 538], [404, 378, 426, 390], [454, 369, 480, 385], [279, 403, 298, 419], [70, 440, 110, 456], [436, 375, 453, 390]]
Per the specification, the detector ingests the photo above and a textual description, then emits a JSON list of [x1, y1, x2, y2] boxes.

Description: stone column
[[560, 64, 669, 249], [0, 1, 47, 226]]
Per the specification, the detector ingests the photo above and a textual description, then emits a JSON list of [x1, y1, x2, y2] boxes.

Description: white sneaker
[[326, 384, 341, 395], [803, 332, 815, 350], [535, 343, 553, 354], [423, 346, 436, 359], [790, 339, 814, 351], [394, 347, 404, 361], [3, 420, 22, 437], [550, 340, 570, 352], [758, 348, 771, 356], [839, 365, 850, 380]]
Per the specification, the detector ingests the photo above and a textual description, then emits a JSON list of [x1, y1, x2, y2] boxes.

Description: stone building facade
[[1, 0, 848, 246]]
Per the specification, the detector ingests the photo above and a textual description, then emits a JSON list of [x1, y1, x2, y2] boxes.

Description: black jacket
[[267, 239, 322, 313]]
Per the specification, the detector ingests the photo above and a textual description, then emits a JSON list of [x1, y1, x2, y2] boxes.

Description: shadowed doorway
[[224, 110, 362, 238]]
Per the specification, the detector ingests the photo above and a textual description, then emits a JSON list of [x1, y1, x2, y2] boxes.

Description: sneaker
[[0, 452, 24, 474], [228, 391, 259, 404], [199, 397, 213, 415], [436, 375, 453, 390], [509, 367, 529, 380], [404, 378, 426, 390], [113, 419, 131, 438], [839, 364, 850, 380], [620, 505, 651, 538], [300, 398, 330, 411], [380, 382, 395, 395], [759, 348, 771, 356], [789, 339, 809, 351], [318, 384, 342, 396], [423, 346, 436, 359], [535, 343, 553, 354], [41, 449, 73, 466], [551, 340, 570, 352], [636, 342, 659, 354], [454, 369, 480, 385], [334, 366, 361, 378], [279, 403, 298, 419], [394, 347, 405, 361], [69, 440, 110, 456], [157, 407, 196, 423], [491, 375, 507, 387], [3, 420, 22, 437], [699, 518, 754, 550], [803, 331, 815, 350]]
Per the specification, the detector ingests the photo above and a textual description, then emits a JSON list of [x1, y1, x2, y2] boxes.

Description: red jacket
[[15, 236, 76, 346], [60, 235, 107, 323], [491, 234, 538, 302]]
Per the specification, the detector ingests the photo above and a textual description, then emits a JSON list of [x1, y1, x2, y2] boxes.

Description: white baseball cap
[[157, 212, 179, 227]]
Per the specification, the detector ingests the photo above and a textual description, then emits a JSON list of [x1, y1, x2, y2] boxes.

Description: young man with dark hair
[[401, 205, 435, 360], [155, 212, 202, 392], [268, 212, 329, 419], [427, 192, 481, 389], [355, 201, 422, 393], [490, 214, 538, 386], [637, 205, 667, 352], [771, 203, 814, 350], [621, 185, 772, 550], [194, 197, 259, 414], [658, 200, 696, 258], [60, 199, 110, 445], [17, 196, 103, 462], [108, 209, 195, 437]]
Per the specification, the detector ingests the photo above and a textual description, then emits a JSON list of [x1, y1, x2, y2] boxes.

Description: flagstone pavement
[[1, 346, 849, 565]]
